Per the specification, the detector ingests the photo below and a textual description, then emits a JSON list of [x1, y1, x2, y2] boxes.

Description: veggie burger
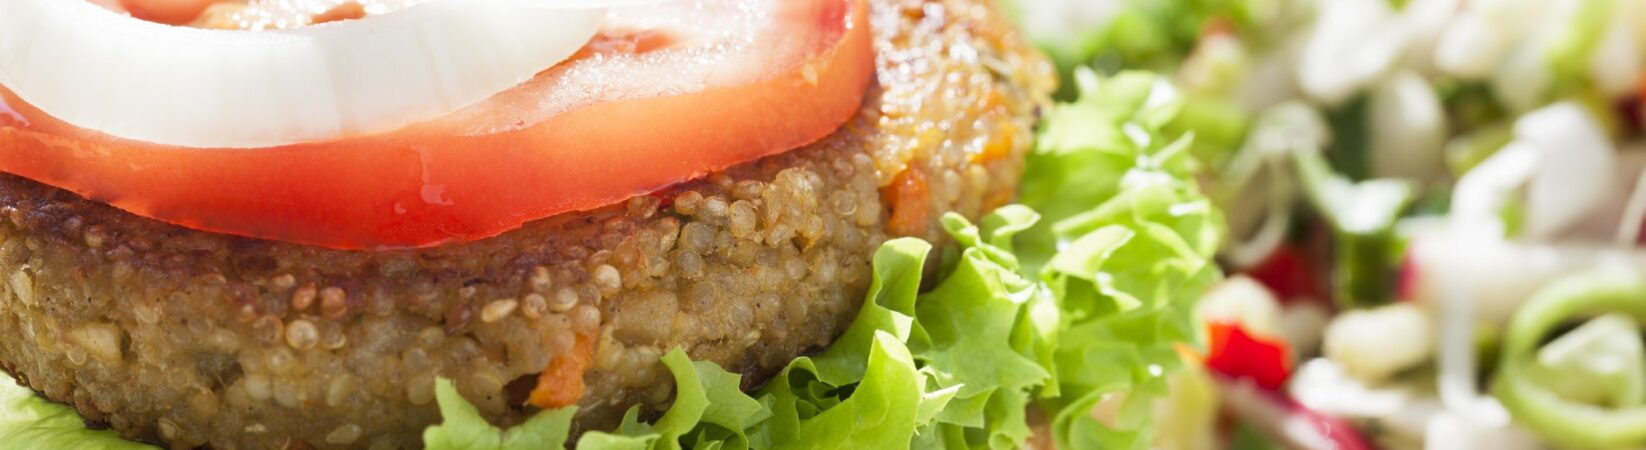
[[0, 0, 1131, 448]]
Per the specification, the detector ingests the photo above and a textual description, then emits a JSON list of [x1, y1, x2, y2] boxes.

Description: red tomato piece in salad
[[1205, 321, 1295, 391], [0, 0, 875, 249]]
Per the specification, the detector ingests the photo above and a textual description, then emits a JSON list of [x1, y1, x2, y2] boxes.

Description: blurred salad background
[[1008, 0, 1646, 448]]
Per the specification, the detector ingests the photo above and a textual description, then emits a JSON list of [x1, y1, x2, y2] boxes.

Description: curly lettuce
[[1022, 70, 1223, 450]]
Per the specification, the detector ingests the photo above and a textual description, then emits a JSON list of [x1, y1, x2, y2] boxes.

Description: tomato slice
[[0, 0, 874, 249], [1204, 320, 1295, 391]]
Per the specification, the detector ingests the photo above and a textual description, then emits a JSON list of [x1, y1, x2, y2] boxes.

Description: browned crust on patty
[[0, 1, 1053, 448]]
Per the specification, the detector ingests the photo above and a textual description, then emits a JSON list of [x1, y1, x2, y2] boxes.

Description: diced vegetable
[[1200, 276, 1284, 338], [883, 168, 933, 237], [1278, 303, 1331, 358], [1322, 303, 1433, 383], [1205, 321, 1295, 391], [528, 332, 596, 409]]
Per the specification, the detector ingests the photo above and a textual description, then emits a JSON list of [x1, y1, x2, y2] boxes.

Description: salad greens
[[0, 71, 1225, 450]]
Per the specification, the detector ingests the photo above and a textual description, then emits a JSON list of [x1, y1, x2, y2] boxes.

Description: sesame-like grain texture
[[0, 0, 1053, 448]]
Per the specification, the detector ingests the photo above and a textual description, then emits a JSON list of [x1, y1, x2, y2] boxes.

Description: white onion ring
[[0, 0, 632, 148]]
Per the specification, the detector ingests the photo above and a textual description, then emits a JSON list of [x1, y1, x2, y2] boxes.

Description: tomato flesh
[[0, 0, 874, 249], [1204, 321, 1295, 391]]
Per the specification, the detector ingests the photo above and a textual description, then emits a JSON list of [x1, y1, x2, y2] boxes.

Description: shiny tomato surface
[[0, 0, 874, 249]]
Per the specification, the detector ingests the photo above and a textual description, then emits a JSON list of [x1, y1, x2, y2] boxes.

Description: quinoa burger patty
[[0, 0, 1053, 448]]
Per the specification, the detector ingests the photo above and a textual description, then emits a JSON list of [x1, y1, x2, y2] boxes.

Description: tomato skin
[[1204, 320, 1294, 391], [0, 0, 875, 250]]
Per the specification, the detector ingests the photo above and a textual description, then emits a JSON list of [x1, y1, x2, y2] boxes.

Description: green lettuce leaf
[[1020, 70, 1223, 450], [916, 213, 1054, 449], [759, 331, 924, 449], [572, 348, 769, 450], [424, 378, 578, 450], [810, 238, 929, 386]]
